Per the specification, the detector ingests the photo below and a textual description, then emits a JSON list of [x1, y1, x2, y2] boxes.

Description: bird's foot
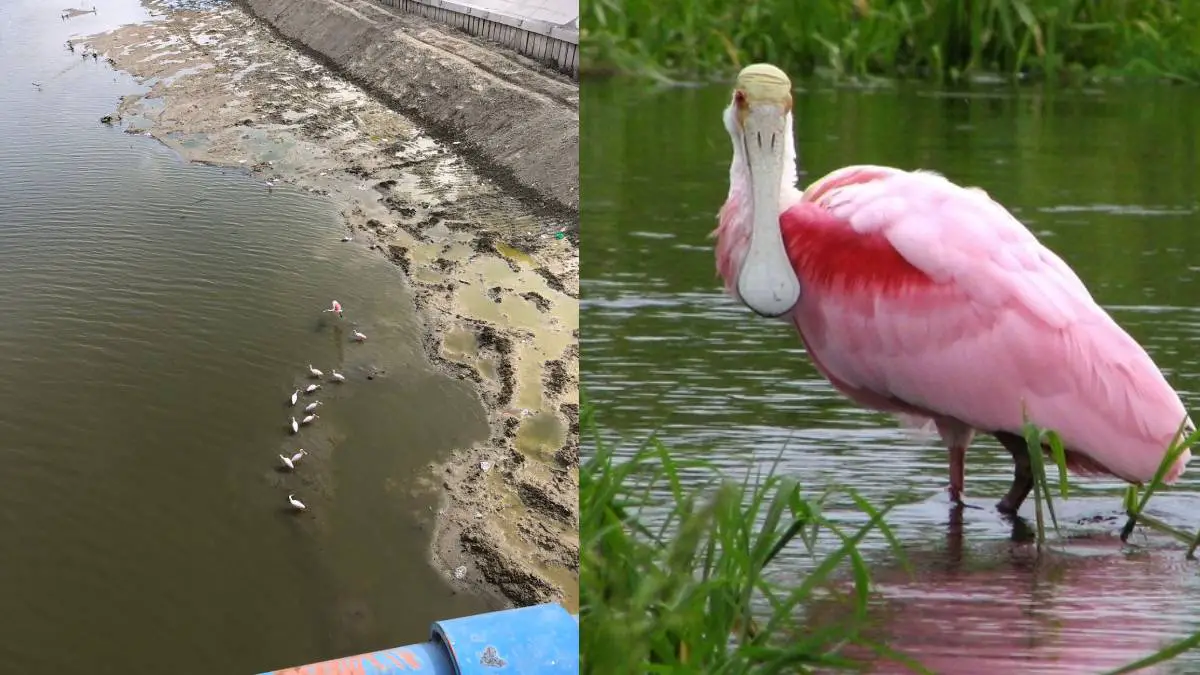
[[946, 485, 984, 510], [995, 497, 1020, 516]]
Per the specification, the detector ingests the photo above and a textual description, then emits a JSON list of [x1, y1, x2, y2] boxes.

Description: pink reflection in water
[[811, 518, 1196, 674]]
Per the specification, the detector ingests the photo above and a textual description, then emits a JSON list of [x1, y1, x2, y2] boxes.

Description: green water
[[582, 78, 1200, 673]]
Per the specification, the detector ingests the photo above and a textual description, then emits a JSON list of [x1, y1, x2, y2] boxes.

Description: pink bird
[[323, 300, 343, 317], [714, 63, 1193, 514]]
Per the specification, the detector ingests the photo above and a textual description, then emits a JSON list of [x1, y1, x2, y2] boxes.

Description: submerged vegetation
[[582, 0, 1200, 83], [581, 401, 1200, 672]]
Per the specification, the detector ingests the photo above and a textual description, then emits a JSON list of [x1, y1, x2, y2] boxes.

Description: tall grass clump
[[582, 0, 1200, 83], [579, 403, 923, 673]]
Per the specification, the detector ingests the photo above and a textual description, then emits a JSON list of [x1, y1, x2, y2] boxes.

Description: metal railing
[[376, 0, 579, 79]]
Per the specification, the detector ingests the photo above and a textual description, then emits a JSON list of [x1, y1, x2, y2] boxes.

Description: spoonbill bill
[[714, 63, 1193, 516], [308, 364, 323, 378], [330, 370, 346, 382], [305, 400, 322, 413], [280, 450, 307, 470], [305, 384, 320, 394], [290, 417, 299, 434], [289, 389, 299, 406], [288, 494, 306, 511], [352, 330, 367, 342], [323, 300, 343, 317], [301, 414, 319, 425]]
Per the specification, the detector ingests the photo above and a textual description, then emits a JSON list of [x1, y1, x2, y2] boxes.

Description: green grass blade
[[1102, 630, 1200, 674], [1045, 430, 1070, 498], [1122, 418, 1197, 542]]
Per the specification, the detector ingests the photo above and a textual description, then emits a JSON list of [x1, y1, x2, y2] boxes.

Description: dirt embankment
[[238, 0, 579, 215], [79, 0, 578, 611]]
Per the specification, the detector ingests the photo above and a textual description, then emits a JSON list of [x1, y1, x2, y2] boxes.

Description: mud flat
[[240, 0, 578, 214], [78, 0, 578, 610]]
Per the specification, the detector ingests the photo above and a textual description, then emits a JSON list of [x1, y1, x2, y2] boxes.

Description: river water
[[0, 1, 490, 672], [582, 79, 1200, 672]]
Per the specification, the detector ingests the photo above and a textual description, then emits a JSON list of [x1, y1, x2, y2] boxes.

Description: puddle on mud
[[515, 412, 566, 462], [514, 350, 548, 411], [442, 328, 477, 359], [477, 356, 498, 381], [495, 241, 536, 266]]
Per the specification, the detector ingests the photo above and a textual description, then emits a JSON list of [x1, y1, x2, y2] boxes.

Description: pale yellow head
[[733, 63, 793, 122]]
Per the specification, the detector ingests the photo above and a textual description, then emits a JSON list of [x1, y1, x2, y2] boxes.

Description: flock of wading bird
[[717, 63, 1194, 516], [279, 299, 367, 513]]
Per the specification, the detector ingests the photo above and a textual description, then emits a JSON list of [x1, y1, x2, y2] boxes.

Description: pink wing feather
[[783, 166, 1191, 484]]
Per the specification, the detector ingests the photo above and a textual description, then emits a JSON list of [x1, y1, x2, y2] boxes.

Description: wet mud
[[76, 0, 578, 610]]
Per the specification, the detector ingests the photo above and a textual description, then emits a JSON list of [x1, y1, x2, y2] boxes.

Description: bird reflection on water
[[798, 504, 1191, 674]]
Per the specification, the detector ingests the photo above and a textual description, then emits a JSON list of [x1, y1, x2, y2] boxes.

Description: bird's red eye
[[734, 90, 747, 108]]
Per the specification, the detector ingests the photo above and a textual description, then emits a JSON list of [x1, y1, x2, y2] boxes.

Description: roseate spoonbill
[[714, 63, 1193, 515], [305, 384, 320, 394], [308, 364, 323, 378], [280, 450, 307, 470], [324, 300, 343, 317], [288, 494, 306, 511], [352, 330, 367, 342], [301, 413, 318, 425], [305, 401, 322, 413], [290, 417, 299, 434], [330, 370, 345, 382], [289, 389, 299, 406]]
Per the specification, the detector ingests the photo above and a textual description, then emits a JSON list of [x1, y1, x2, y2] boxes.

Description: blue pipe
[[257, 602, 579, 674]]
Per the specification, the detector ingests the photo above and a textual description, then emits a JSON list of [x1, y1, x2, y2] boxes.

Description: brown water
[[581, 78, 1200, 672], [0, 1, 491, 672]]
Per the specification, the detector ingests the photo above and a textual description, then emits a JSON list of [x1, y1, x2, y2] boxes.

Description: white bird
[[341, 235, 352, 242], [330, 371, 346, 382], [279, 449, 307, 470], [352, 330, 367, 342], [301, 414, 319, 425], [290, 417, 299, 434], [323, 300, 343, 317], [305, 400, 322, 413], [305, 383, 321, 394], [288, 494, 306, 511], [308, 364, 323, 378], [289, 389, 299, 406]]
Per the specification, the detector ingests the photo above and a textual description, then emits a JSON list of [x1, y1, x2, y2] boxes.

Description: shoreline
[[80, 0, 578, 611]]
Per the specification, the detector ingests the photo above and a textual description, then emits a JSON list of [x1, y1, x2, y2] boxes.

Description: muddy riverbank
[[239, 0, 579, 214], [77, 0, 578, 611]]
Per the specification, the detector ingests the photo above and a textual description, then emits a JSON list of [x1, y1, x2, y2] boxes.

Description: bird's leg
[[936, 420, 975, 506], [948, 444, 966, 504], [946, 502, 965, 564], [994, 431, 1035, 515]]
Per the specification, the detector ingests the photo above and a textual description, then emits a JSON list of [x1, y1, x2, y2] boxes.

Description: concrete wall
[[238, 0, 578, 213], [376, 0, 578, 79]]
